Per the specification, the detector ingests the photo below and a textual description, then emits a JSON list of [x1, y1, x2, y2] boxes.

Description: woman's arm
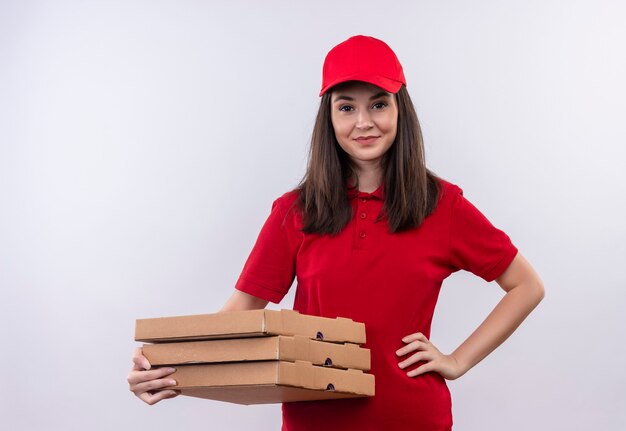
[[397, 252, 545, 379]]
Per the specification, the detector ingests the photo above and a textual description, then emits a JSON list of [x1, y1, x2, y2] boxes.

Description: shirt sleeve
[[234, 195, 300, 303], [449, 186, 518, 282]]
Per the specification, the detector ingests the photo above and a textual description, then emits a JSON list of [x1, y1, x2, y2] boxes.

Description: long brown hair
[[296, 84, 441, 235]]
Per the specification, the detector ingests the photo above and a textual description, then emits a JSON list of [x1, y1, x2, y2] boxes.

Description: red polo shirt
[[235, 178, 518, 431]]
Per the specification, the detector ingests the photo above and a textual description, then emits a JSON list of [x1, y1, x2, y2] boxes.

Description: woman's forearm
[[219, 289, 269, 312], [451, 281, 545, 376]]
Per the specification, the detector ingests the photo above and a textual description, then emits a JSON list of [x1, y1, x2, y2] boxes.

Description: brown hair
[[296, 85, 441, 235]]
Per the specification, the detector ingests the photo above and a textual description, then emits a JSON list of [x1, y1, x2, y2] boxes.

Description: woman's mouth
[[354, 136, 379, 145]]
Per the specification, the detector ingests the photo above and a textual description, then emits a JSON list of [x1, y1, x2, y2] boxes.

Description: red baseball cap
[[319, 35, 407, 96]]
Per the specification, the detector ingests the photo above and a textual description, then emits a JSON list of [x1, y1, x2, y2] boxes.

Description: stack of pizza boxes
[[134, 309, 374, 404]]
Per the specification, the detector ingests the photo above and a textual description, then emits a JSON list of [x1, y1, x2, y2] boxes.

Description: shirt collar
[[346, 181, 385, 200]]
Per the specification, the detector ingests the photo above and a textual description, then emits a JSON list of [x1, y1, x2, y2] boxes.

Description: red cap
[[319, 35, 406, 96]]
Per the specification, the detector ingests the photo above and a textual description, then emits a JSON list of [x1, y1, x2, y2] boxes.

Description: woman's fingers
[[128, 347, 179, 405], [395, 340, 428, 357], [398, 351, 434, 369], [127, 367, 177, 386], [401, 332, 428, 344], [132, 347, 151, 371], [138, 390, 179, 406], [395, 332, 449, 377], [131, 376, 178, 396], [396, 332, 430, 356], [394, 332, 464, 380], [407, 362, 436, 377]]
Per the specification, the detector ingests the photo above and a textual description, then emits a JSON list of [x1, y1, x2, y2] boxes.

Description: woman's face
[[330, 81, 398, 170]]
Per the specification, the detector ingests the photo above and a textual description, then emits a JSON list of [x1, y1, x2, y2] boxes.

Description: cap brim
[[319, 74, 404, 96]]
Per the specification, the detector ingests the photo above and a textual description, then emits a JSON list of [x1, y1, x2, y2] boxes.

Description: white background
[[1, 1, 625, 430]]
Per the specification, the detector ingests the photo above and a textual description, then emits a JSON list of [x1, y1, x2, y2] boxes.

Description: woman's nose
[[355, 110, 374, 129]]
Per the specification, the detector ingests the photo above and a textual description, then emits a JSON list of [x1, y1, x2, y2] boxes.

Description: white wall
[[1, 0, 625, 429]]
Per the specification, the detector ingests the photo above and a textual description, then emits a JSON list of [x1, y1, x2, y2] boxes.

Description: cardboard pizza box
[[163, 360, 375, 404], [135, 309, 366, 344], [142, 335, 371, 371]]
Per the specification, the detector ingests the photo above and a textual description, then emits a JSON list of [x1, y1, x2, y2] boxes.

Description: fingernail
[[168, 367, 177, 373], [398, 362, 405, 369], [169, 380, 177, 386]]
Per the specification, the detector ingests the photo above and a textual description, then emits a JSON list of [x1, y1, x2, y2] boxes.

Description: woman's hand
[[127, 347, 180, 405], [127, 290, 267, 405], [395, 333, 465, 381]]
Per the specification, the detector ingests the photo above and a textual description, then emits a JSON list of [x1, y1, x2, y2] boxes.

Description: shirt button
[[360, 198, 367, 203], [360, 212, 367, 219], [359, 231, 366, 239]]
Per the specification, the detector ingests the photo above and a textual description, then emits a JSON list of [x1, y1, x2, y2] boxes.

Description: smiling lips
[[354, 136, 380, 145]]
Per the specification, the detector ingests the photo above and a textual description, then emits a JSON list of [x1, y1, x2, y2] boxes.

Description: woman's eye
[[339, 105, 353, 112], [372, 102, 387, 109]]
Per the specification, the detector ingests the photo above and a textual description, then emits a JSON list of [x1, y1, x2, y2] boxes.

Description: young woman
[[128, 35, 545, 430]]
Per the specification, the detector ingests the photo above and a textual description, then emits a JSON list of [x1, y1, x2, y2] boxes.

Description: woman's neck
[[352, 164, 383, 193]]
